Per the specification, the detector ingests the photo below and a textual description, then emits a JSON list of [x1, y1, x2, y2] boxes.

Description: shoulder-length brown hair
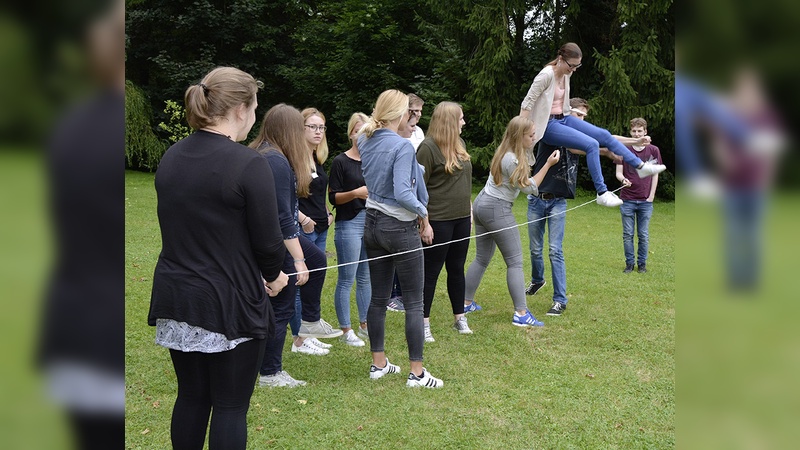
[[248, 104, 312, 197]]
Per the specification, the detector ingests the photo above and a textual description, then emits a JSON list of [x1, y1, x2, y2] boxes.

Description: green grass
[[125, 170, 675, 449]]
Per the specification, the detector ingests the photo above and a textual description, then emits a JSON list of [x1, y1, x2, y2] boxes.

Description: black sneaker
[[546, 302, 566, 316], [637, 264, 647, 273], [623, 264, 634, 273], [525, 281, 546, 295]]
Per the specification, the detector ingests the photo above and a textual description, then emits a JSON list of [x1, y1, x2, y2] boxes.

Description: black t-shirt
[[298, 160, 330, 233], [532, 141, 580, 199], [328, 152, 366, 222]]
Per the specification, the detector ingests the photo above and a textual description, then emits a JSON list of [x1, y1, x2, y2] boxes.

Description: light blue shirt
[[359, 128, 428, 221]]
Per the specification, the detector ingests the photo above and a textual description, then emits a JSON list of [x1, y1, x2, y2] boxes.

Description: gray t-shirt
[[483, 151, 539, 202]]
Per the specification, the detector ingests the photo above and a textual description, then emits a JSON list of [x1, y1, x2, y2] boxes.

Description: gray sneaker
[[299, 318, 344, 339], [357, 326, 369, 341], [259, 371, 307, 388], [453, 316, 473, 334]]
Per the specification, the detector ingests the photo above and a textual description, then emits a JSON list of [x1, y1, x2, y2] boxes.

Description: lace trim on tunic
[[155, 318, 252, 353]]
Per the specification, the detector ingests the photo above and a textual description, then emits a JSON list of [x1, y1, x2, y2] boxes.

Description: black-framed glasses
[[305, 124, 327, 132], [409, 108, 422, 117], [563, 59, 582, 69]]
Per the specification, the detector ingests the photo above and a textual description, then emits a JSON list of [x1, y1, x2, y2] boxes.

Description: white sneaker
[[259, 371, 307, 388], [596, 191, 623, 207], [453, 316, 473, 334], [424, 325, 435, 343], [635, 161, 667, 178], [291, 339, 329, 355], [299, 318, 344, 339], [308, 337, 332, 349], [357, 326, 369, 341], [369, 358, 401, 379], [406, 369, 444, 388], [339, 329, 365, 347]]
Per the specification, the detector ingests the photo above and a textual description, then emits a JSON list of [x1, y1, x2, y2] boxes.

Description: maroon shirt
[[616, 144, 662, 200]]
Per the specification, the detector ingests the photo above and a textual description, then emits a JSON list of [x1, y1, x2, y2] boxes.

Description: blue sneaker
[[463, 301, 482, 314], [512, 310, 544, 327], [387, 297, 405, 313]]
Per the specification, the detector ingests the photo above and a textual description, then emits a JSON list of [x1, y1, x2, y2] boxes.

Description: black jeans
[[169, 338, 265, 450], [260, 234, 326, 376], [364, 209, 425, 361], [422, 216, 471, 317]]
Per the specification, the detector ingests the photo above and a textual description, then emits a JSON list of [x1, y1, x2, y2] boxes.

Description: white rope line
[[286, 187, 623, 277]]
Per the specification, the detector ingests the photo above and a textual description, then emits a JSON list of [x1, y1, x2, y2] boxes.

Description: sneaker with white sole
[[597, 191, 623, 207], [298, 318, 343, 339], [525, 280, 546, 295], [339, 329, 365, 347], [259, 371, 307, 388], [291, 339, 329, 355], [369, 358, 401, 379], [406, 369, 444, 388], [635, 161, 667, 178], [546, 302, 566, 316], [386, 297, 405, 312], [357, 326, 369, 341], [512, 310, 545, 327], [424, 325, 435, 342], [308, 337, 332, 349], [463, 301, 482, 314], [453, 316, 473, 334]]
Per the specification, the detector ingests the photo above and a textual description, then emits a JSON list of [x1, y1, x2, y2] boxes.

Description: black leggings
[[423, 217, 471, 318], [169, 338, 265, 450]]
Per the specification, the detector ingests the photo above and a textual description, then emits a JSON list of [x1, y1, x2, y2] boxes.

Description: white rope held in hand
[[285, 186, 623, 277]]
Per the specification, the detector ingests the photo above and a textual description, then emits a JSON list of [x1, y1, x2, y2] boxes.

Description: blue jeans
[[333, 211, 370, 328], [620, 200, 654, 267], [542, 115, 644, 194], [363, 209, 425, 362], [289, 228, 328, 336], [527, 195, 567, 305], [723, 189, 766, 289]]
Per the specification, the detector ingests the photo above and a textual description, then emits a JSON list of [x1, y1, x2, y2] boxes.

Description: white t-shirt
[[407, 126, 425, 151]]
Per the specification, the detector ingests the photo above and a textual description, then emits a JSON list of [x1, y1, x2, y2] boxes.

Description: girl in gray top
[[464, 116, 559, 328]]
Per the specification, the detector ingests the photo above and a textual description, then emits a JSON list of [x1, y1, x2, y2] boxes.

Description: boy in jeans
[[615, 118, 662, 273]]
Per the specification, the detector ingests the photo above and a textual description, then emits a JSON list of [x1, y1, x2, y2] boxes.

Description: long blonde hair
[[302, 107, 329, 164], [489, 116, 535, 189], [360, 90, 409, 139], [427, 101, 470, 174], [185, 66, 260, 130], [248, 104, 312, 197]]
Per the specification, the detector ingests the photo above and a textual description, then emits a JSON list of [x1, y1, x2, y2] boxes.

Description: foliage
[[125, 0, 674, 196], [125, 171, 675, 448], [125, 80, 166, 171], [157, 100, 191, 144]]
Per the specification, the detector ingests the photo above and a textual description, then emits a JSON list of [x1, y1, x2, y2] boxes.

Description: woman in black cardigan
[[148, 67, 288, 450]]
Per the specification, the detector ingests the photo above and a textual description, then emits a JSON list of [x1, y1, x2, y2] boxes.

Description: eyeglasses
[[563, 59, 582, 69], [409, 108, 422, 117], [305, 124, 327, 132]]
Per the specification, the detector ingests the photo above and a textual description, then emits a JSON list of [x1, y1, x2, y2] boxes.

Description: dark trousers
[[423, 217, 471, 317], [260, 234, 326, 376], [364, 209, 425, 361], [169, 338, 265, 450]]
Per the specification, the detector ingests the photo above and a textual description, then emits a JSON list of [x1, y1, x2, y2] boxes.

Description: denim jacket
[[358, 128, 428, 219]]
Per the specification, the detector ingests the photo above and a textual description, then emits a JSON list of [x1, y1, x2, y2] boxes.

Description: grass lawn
[[125, 170, 675, 448]]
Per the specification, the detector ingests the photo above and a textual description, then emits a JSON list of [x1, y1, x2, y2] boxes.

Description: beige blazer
[[520, 65, 572, 143]]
